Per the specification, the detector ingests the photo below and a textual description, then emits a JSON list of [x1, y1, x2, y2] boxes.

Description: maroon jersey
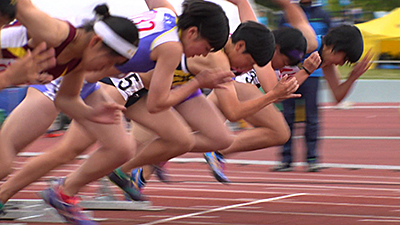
[[1, 21, 81, 79]]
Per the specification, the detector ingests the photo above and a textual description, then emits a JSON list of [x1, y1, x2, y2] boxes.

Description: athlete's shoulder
[[1, 22, 28, 49], [131, 8, 177, 36]]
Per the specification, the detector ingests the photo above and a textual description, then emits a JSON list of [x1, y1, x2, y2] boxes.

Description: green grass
[[337, 65, 400, 80]]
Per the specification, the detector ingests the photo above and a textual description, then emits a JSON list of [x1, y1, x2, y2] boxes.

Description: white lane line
[[170, 158, 400, 170], [359, 219, 400, 223], [139, 193, 306, 225], [168, 174, 400, 186], [320, 105, 399, 109], [294, 136, 400, 140], [16, 152, 400, 170]]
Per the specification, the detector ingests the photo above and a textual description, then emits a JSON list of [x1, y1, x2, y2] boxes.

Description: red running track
[[1, 103, 400, 224]]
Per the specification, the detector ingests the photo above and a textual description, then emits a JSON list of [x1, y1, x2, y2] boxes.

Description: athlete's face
[[228, 52, 255, 73], [271, 48, 292, 70], [321, 50, 348, 67], [83, 38, 128, 71], [184, 37, 212, 58], [182, 27, 213, 58], [227, 40, 256, 73]]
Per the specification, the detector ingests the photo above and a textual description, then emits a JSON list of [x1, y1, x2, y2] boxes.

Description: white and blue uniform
[[117, 8, 179, 73], [30, 77, 100, 101]]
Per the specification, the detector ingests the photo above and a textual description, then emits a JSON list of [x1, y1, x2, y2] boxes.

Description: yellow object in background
[[295, 98, 306, 123]]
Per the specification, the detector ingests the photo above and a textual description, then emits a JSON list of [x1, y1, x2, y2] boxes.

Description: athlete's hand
[[348, 49, 373, 81], [302, 51, 321, 75], [87, 102, 126, 124], [7, 42, 56, 85], [194, 68, 234, 89], [272, 75, 301, 102]]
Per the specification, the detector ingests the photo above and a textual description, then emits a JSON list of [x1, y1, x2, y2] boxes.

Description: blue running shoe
[[130, 168, 146, 192], [107, 167, 147, 201], [39, 185, 98, 225], [204, 152, 230, 183], [153, 161, 170, 183]]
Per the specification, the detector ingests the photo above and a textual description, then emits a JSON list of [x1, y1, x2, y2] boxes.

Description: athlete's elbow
[[306, 42, 319, 54], [147, 102, 168, 114], [224, 112, 242, 122]]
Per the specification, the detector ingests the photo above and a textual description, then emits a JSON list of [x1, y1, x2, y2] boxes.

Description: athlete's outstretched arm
[[144, 0, 176, 14], [322, 51, 373, 103], [15, 0, 69, 47], [276, 0, 317, 53], [226, 0, 257, 22]]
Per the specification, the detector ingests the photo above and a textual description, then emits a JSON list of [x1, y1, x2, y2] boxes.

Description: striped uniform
[[172, 55, 202, 103]]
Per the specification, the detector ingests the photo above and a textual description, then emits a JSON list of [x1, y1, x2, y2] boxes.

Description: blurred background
[[253, 0, 400, 76], [0, 0, 399, 122]]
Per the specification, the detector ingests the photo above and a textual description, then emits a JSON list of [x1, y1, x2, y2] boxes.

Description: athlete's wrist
[[302, 66, 312, 75]]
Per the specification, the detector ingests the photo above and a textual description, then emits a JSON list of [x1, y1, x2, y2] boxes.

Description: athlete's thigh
[[174, 95, 228, 137], [234, 82, 287, 128], [0, 87, 59, 151], [130, 120, 157, 149], [99, 82, 126, 105], [57, 120, 97, 152], [126, 95, 191, 141], [80, 87, 131, 149]]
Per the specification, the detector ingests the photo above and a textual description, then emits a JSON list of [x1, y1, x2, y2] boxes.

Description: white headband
[[93, 21, 137, 59]]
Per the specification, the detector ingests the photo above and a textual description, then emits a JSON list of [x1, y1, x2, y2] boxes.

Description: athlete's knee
[[276, 125, 291, 145], [209, 134, 233, 151], [170, 133, 195, 155], [113, 140, 136, 162]]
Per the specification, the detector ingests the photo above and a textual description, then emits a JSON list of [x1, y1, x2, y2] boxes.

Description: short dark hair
[[231, 21, 275, 67], [178, 0, 229, 52], [323, 24, 363, 63], [273, 27, 307, 66], [0, 0, 16, 22]]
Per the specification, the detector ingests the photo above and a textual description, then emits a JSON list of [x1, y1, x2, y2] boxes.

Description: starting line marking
[[139, 193, 306, 225]]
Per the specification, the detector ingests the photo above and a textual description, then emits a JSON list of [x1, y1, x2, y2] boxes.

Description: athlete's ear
[[89, 35, 103, 48], [275, 44, 281, 53], [234, 40, 246, 53], [186, 26, 200, 40]]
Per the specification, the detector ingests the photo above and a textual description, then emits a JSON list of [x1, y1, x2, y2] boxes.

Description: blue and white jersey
[[117, 8, 179, 73]]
